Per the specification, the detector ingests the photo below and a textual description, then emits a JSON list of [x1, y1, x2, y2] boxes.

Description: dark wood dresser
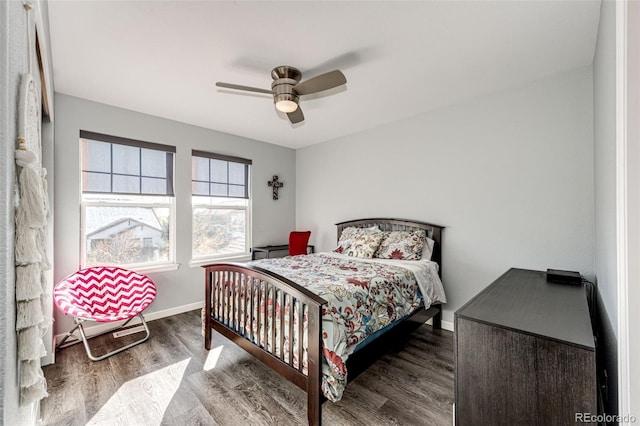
[[455, 268, 596, 425]]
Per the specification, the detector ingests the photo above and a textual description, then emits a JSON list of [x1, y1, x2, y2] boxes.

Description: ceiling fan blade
[[215, 82, 272, 94], [287, 106, 304, 124], [293, 70, 346, 95]]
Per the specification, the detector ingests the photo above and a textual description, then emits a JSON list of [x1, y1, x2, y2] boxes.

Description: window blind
[[81, 130, 175, 196], [191, 150, 251, 199]]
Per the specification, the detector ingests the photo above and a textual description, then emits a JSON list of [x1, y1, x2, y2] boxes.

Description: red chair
[[289, 231, 311, 256], [53, 266, 157, 361]]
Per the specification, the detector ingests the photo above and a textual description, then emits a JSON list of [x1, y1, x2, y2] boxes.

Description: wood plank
[[42, 309, 454, 426], [456, 319, 538, 424]]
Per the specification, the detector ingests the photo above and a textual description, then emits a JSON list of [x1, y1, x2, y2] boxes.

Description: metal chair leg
[[56, 321, 83, 349], [57, 316, 136, 349], [58, 314, 151, 361]]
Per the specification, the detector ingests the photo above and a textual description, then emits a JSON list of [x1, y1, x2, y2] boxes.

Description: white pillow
[[420, 237, 435, 260]]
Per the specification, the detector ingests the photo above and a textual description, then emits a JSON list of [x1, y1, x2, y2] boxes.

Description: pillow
[[356, 225, 381, 234], [344, 232, 384, 259], [334, 226, 380, 254], [374, 230, 426, 260], [420, 236, 436, 261]]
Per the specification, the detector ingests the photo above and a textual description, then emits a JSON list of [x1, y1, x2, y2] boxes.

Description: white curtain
[[14, 73, 50, 406]]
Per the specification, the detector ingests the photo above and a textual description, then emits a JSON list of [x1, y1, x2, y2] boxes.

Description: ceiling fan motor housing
[[271, 66, 302, 107], [271, 66, 301, 81]]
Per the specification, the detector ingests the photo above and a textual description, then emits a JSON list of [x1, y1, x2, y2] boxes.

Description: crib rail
[[203, 263, 327, 425]]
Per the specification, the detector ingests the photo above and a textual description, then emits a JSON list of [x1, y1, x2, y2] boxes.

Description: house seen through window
[[80, 131, 175, 268], [191, 150, 251, 261]]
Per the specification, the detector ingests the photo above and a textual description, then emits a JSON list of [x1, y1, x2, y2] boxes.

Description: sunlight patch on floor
[[87, 358, 190, 426], [203, 345, 223, 371]]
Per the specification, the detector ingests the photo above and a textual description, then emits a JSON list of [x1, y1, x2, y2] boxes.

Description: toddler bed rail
[[204, 263, 327, 425]]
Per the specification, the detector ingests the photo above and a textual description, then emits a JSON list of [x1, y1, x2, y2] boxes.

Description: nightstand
[[251, 244, 315, 260]]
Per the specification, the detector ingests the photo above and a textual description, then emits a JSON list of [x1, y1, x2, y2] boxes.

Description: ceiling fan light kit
[[275, 98, 298, 113], [216, 65, 346, 124]]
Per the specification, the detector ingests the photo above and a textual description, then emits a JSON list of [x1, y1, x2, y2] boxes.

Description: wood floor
[[42, 310, 454, 426]]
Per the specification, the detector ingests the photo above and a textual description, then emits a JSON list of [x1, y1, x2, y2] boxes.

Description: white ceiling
[[47, 0, 601, 149]]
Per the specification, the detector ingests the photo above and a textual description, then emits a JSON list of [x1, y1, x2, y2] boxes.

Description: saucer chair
[[53, 266, 157, 361], [289, 231, 311, 256]]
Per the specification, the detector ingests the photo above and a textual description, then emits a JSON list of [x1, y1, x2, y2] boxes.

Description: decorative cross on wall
[[268, 175, 284, 200]]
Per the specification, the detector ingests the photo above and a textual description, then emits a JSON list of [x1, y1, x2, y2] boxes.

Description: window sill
[[189, 254, 251, 268], [131, 263, 180, 274]]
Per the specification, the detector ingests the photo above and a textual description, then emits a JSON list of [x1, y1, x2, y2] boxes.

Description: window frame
[[79, 131, 178, 272], [190, 150, 252, 264]]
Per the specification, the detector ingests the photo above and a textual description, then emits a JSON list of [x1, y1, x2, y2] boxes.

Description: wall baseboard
[[46, 301, 204, 365], [426, 317, 455, 332]]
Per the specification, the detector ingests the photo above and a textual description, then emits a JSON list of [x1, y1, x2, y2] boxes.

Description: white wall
[[593, 0, 619, 415], [53, 94, 296, 338], [296, 67, 594, 324], [594, 0, 618, 337], [618, 0, 640, 419], [0, 1, 18, 422]]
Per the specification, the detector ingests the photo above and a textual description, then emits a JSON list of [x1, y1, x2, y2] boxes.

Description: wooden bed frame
[[203, 218, 444, 425]]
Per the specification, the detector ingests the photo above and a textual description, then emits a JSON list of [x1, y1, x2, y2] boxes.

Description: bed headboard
[[335, 218, 444, 274]]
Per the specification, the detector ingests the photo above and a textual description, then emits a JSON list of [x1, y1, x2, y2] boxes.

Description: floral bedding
[[246, 252, 444, 402], [374, 230, 427, 260]]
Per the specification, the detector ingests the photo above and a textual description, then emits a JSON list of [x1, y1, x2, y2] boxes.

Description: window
[[192, 150, 251, 261], [80, 131, 176, 269]]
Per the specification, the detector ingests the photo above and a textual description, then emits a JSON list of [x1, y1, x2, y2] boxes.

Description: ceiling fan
[[216, 66, 347, 124]]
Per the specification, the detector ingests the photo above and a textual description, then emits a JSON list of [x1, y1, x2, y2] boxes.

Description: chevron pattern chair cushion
[[54, 267, 157, 322]]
